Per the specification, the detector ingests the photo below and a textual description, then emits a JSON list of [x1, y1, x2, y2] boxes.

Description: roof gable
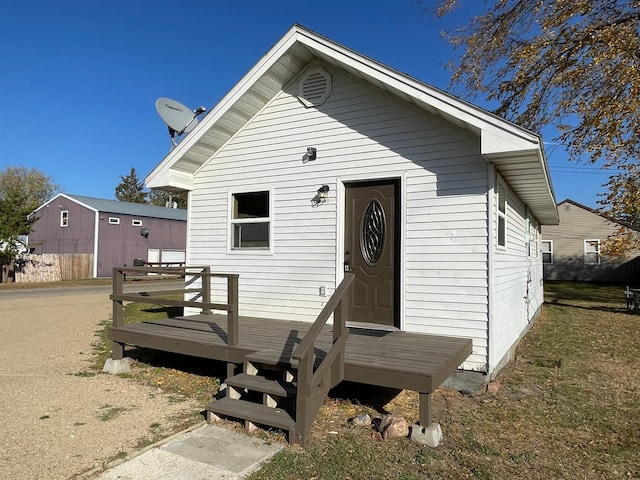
[[557, 199, 639, 232], [146, 24, 558, 224]]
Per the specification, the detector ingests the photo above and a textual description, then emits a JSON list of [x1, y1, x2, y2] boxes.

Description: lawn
[[94, 282, 640, 479], [249, 282, 639, 479]]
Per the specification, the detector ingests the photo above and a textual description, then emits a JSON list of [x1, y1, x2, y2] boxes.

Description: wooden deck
[[108, 266, 472, 443], [110, 313, 472, 397]]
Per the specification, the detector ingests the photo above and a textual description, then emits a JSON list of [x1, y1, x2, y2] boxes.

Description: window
[[60, 210, 68, 227], [108, 217, 120, 225], [584, 239, 601, 265], [542, 240, 553, 264], [230, 191, 270, 250], [132, 219, 143, 227], [497, 180, 507, 247]]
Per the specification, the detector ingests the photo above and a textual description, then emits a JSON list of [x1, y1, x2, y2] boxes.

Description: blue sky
[[1, 0, 611, 208]]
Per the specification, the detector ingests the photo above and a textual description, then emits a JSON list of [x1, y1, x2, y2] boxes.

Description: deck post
[[112, 268, 124, 328], [295, 353, 313, 445], [201, 267, 212, 314], [227, 275, 239, 346], [418, 392, 432, 427], [331, 300, 346, 387], [111, 268, 125, 360]]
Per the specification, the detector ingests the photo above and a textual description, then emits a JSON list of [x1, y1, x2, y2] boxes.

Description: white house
[[146, 25, 559, 379]]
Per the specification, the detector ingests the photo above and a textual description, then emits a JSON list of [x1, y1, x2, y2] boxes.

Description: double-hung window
[[542, 240, 553, 264], [584, 239, 601, 265], [60, 210, 69, 227], [230, 191, 271, 250]]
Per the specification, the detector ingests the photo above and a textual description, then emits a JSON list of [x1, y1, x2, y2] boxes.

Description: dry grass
[[90, 281, 640, 479], [250, 282, 640, 479]]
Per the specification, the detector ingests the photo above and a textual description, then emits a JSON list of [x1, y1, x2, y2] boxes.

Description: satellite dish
[[155, 97, 206, 147]]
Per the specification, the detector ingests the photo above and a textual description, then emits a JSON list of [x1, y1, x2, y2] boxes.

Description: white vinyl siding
[[490, 182, 543, 376], [497, 180, 507, 248], [188, 66, 491, 371]]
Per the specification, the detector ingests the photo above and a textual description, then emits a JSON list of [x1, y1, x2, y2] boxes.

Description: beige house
[[541, 199, 640, 282]]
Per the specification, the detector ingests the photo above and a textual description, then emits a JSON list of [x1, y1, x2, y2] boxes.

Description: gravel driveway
[[0, 284, 201, 479]]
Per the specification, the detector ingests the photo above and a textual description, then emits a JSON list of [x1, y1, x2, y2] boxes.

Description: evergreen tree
[[115, 167, 147, 203]]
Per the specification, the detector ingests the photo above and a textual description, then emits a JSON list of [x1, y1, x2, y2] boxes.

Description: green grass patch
[[97, 404, 130, 421]]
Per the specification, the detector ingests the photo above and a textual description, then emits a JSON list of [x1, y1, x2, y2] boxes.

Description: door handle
[[344, 259, 351, 272]]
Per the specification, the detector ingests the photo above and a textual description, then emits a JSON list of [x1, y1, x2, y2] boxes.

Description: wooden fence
[[1, 254, 94, 283]]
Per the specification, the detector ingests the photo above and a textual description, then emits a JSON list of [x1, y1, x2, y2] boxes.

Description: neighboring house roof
[[146, 24, 558, 224], [34, 193, 187, 221], [556, 198, 640, 232]]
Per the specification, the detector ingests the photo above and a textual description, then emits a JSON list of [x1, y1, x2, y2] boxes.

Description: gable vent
[[298, 68, 332, 108]]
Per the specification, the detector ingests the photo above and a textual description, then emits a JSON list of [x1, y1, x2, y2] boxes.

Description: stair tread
[[245, 349, 297, 367], [226, 373, 297, 397], [206, 397, 295, 431], [245, 348, 325, 368]]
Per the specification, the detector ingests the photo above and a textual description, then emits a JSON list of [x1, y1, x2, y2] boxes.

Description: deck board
[[109, 314, 472, 394]]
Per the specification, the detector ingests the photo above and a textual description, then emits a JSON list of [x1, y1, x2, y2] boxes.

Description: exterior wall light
[[140, 227, 149, 238], [312, 185, 330, 207], [302, 147, 317, 164]]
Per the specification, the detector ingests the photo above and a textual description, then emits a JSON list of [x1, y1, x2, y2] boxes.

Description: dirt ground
[[0, 287, 201, 480]]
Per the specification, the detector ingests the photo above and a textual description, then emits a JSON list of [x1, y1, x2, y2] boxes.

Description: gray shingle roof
[[66, 194, 187, 221]]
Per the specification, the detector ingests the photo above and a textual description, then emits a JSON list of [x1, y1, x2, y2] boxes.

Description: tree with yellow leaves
[[436, 0, 640, 256]]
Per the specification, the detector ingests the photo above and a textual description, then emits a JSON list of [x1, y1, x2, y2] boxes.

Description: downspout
[[93, 211, 99, 278], [486, 163, 496, 377]]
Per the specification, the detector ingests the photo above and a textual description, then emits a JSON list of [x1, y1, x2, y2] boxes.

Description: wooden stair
[[205, 273, 355, 445], [205, 349, 299, 443]]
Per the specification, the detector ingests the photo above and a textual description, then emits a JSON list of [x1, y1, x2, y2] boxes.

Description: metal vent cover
[[298, 67, 332, 107]]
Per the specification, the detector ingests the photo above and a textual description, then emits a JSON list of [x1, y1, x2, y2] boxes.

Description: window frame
[[108, 217, 120, 225], [542, 240, 553, 264], [132, 219, 143, 227], [228, 189, 273, 253], [60, 210, 69, 227], [496, 179, 507, 249], [584, 239, 601, 265]]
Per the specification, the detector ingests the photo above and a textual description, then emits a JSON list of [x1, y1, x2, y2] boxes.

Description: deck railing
[[110, 266, 240, 358], [291, 272, 355, 444]]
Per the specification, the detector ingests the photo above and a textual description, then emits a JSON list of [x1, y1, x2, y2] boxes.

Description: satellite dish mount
[[155, 97, 206, 148]]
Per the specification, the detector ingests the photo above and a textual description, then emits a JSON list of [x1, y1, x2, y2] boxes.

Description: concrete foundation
[[410, 423, 443, 448], [442, 370, 487, 393], [102, 357, 133, 374]]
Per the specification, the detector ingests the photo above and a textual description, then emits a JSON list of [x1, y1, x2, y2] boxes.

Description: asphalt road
[[0, 279, 185, 301]]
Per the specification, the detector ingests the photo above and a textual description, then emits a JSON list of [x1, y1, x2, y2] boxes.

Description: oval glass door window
[[361, 199, 385, 265]]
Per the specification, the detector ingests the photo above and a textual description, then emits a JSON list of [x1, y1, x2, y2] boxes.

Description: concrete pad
[[442, 370, 487, 393], [410, 423, 443, 448], [98, 424, 284, 480], [102, 357, 133, 374]]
